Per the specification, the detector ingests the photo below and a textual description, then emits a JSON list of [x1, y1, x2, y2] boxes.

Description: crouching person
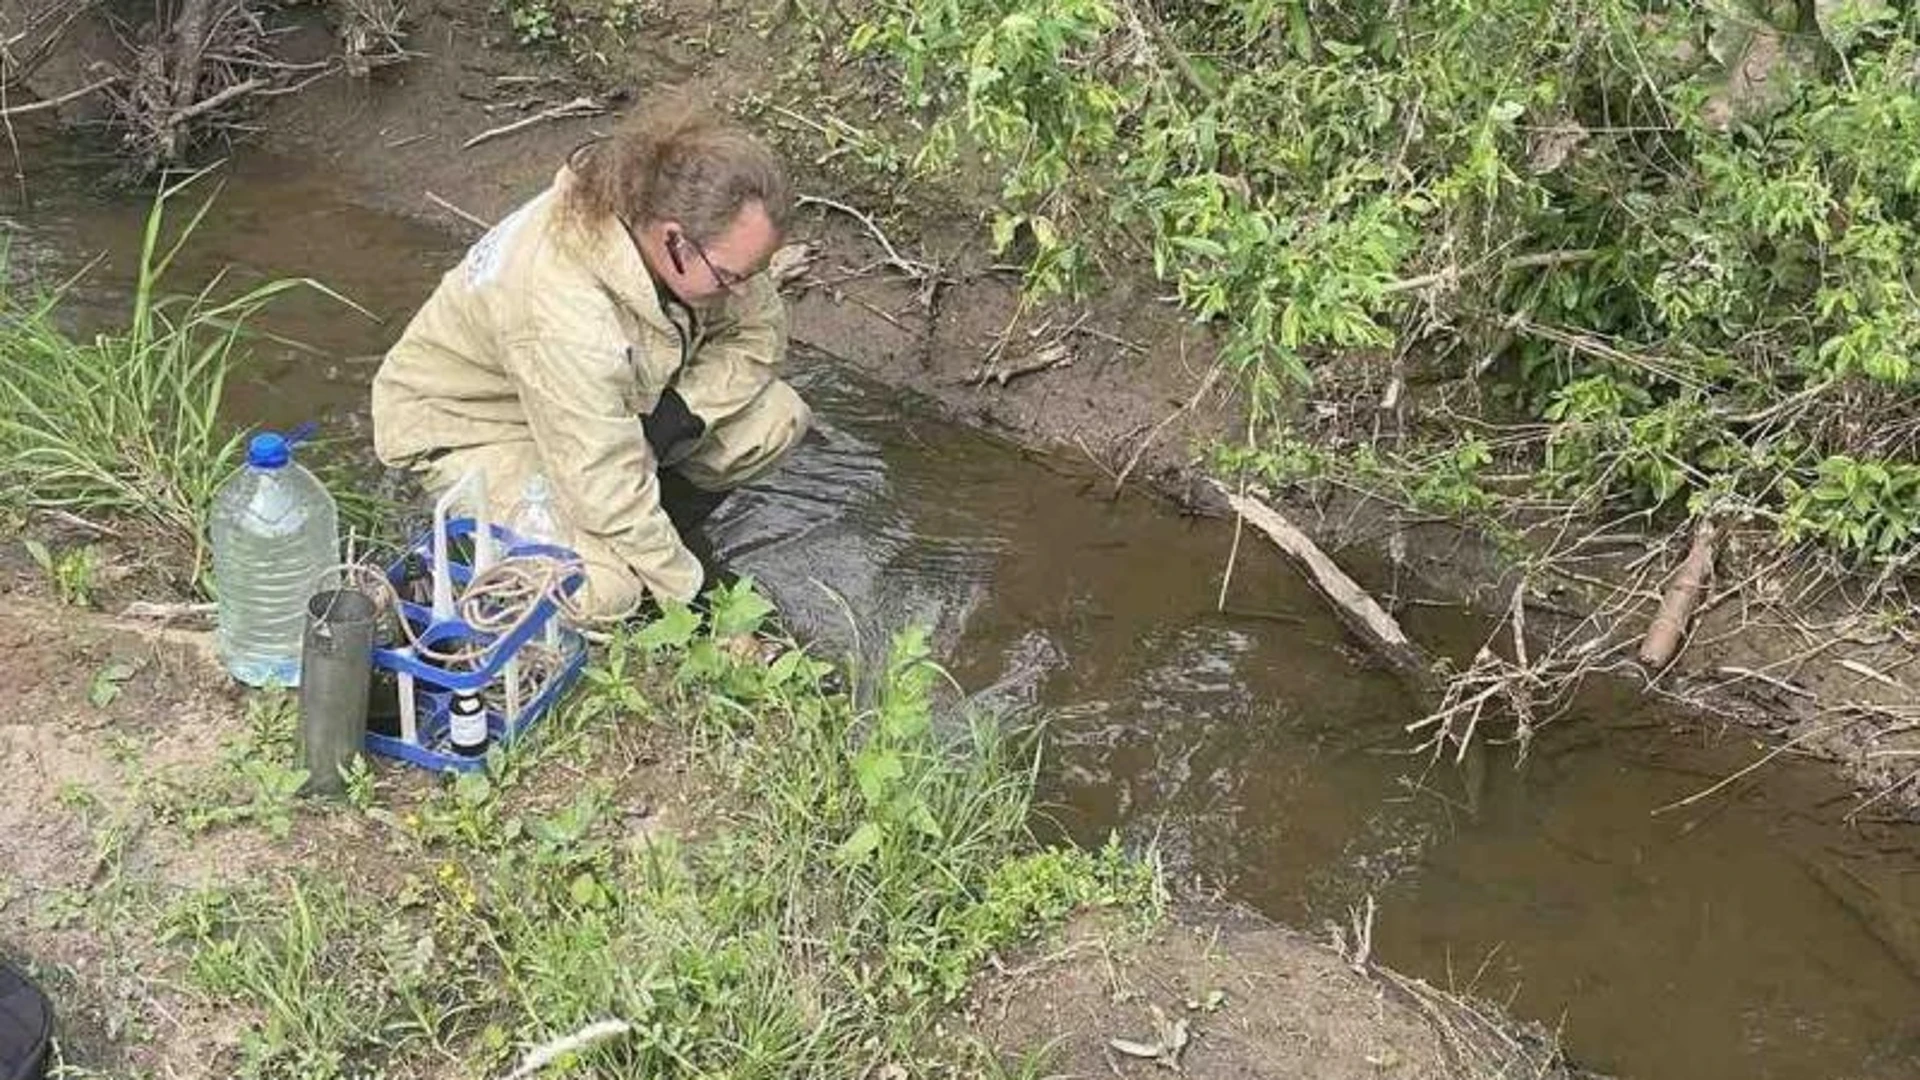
[[371, 97, 810, 620]]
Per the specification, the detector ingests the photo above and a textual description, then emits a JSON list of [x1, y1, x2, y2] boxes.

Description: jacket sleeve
[[673, 273, 791, 419], [500, 294, 704, 603]]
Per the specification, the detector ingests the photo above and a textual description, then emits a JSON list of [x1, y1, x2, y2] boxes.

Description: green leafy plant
[[86, 661, 137, 709], [839, 626, 945, 864], [23, 539, 102, 607], [500, 0, 559, 43], [1783, 454, 1920, 561], [847, 0, 1920, 574]]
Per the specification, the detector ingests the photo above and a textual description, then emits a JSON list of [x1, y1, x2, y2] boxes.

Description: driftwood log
[[1638, 518, 1718, 670], [1212, 481, 1439, 700]]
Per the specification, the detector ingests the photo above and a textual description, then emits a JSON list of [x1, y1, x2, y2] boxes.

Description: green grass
[[0, 167, 361, 590], [130, 583, 1161, 1079]]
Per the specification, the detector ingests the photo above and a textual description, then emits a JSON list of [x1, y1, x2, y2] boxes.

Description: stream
[[10, 140, 1920, 1080]]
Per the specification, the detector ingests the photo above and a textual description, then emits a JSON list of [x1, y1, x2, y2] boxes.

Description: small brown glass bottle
[[448, 691, 490, 758]]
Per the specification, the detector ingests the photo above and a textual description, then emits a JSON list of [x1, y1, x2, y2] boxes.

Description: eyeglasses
[[680, 233, 752, 292]]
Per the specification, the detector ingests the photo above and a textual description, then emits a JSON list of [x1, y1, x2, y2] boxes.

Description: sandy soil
[[968, 904, 1596, 1080]]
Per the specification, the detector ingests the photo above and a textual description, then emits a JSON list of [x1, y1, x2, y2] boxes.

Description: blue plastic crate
[[365, 517, 588, 773]]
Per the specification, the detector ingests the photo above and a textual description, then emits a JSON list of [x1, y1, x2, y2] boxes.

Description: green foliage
[[23, 539, 102, 607], [86, 661, 137, 710], [1782, 453, 1920, 561], [497, 0, 650, 56], [849, 0, 1920, 570], [1409, 437, 1497, 518], [501, 0, 561, 43], [144, 694, 309, 839], [168, 879, 431, 1080]]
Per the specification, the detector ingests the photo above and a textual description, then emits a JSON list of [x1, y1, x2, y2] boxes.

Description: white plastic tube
[[430, 469, 492, 623]]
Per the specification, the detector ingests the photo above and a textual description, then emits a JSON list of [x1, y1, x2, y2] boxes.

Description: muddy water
[[11, 142, 1920, 1080]]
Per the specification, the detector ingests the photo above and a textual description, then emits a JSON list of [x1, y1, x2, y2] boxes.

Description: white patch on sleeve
[[463, 192, 546, 288]]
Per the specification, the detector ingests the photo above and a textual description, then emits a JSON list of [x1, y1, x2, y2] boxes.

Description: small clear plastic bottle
[[507, 472, 575, 647], [507, 472, 571, 551]]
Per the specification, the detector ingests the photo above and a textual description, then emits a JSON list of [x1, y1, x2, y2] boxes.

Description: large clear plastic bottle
[[210, 431, 340, 687]]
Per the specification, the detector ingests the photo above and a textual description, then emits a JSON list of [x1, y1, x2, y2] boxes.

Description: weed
[[85, 661, 137, 710], [1782, 454, 1920, 562], [23, 539, 102, 607], [496, 0, 652, 60], [341, 754, 379, 811], [141, 694, 310, 839], [500, 0, 560, 44], [177, 878, 419, 1079]]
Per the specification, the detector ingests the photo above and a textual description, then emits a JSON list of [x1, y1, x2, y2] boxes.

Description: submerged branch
[[0, 74, 118, 118]]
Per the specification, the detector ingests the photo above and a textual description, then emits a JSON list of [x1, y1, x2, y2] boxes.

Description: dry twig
[[796, 194, 938, 281], [1650, 720, 1852, 816], [1111, 353, 1222, 498], [0, 74, 119, 118], [463, 96, 602, 150], [426, 190, 492, 231], [1213, 480, 1437, 695]]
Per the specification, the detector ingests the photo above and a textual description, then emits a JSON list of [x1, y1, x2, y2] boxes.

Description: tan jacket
[[370, 166, 790, 601]]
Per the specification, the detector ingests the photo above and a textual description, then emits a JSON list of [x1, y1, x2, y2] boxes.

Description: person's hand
[[720, 633, 771, 664]]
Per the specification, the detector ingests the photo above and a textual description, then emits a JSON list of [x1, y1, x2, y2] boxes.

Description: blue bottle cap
[[247, 432, 290, 468]]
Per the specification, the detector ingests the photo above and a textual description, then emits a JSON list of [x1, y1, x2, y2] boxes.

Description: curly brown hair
[[562, 95, 792, 244]]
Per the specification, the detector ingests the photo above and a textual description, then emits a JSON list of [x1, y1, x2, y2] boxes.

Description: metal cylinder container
[[296, 587, 377, 796]]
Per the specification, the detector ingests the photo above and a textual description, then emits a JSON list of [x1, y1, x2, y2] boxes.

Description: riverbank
[[0, 569, 1589, 1078]]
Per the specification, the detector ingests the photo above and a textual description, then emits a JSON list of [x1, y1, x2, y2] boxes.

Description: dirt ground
[[967, 904, 1594, 1080], [0, 569, 699, 1075]]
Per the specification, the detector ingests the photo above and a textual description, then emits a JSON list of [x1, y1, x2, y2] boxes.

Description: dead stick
[[1380, 249, 1600, 296], [1112, 361, 1221, 498], [426, 191, 492, 231], [1212, 480, 1436, 695], [1638, 518, 1718, 669], [121, 600, 217, 620], [462, 96, 600, 150], [796, 194, 933, 278], [170, 76, 270, 127], [1651, 721, 1849, 816], [0, 74, 118, 118]]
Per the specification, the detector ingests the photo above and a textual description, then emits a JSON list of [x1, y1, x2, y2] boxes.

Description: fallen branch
[[1380, 249, 1598, 296], [426, 190, 492, 231], [169, 75, 269, 128], [1111, 356, 1221, 498], [1638, 518, 1718, 670], [121, 600, 217, 621], [796, 193, 937, 280], [1212, 480, 1438, 696], [0, 74, 118, 118], [463, 96, 601, 150], [955, 341, 1072, 387]]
